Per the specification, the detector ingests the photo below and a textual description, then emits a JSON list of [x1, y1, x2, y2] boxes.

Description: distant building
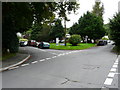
[[118, 1, 120, 12]]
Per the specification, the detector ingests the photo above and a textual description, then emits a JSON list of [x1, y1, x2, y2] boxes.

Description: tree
[[69, 23, 79, 35], [2, 2, 57, 53], [56, 1, 79, 46], [69, 34, 81, 46], [31, 24, 51, 42], [74, 11, 105, 42], [109, 12, 120, 47], [92, 0, 104, 18], [49, 19, 64, 40]]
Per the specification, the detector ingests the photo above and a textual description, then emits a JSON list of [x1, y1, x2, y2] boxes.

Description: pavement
[[1, 44, 120, 89], [0, 48, 31, 72]]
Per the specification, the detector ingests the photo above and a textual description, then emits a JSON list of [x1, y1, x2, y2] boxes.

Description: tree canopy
[[69, 11, 105, 42], [109, 12, 120, 46], [2, 2, 57, 53], [49, 19, 64, 40], [92, 0, 104, 18]]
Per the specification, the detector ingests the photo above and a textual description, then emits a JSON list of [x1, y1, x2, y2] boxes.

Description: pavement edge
[[0, 54, 31, 72]]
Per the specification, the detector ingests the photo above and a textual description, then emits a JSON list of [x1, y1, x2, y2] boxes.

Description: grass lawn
[[50, 43, 96, 50], [1, 53, 16, 61]]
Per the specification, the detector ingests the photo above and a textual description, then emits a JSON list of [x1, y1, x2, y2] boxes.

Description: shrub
[[69, 34, 81, 46], [109, 12, 120, 47]]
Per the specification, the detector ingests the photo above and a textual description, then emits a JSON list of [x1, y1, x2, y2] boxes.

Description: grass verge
[[112, 46, 120, 55], [50, 43, 96, 50], [1, 53, 16, 61]]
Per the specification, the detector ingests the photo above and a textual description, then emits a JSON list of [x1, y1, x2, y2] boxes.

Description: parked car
[[20, 41, 25, 47], [38, 42, 50, 49], [97, 40, 108, 46], [28, 40, 37, 47], [19, 39, 28, 47]]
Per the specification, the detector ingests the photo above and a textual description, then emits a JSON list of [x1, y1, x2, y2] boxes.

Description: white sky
[[63, 0, 120, 28]]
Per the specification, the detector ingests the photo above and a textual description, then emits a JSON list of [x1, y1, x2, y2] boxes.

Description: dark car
[[97, 40, 108, 46], [38, 42, 50, 49]]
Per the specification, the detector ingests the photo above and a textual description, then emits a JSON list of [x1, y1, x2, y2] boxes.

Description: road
[[2, 44, 119, 89]]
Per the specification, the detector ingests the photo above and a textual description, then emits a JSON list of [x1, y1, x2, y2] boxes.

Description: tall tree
[[70, 11, 105, 42], [69, 23, 79, 35], [109, 12, 120, 47], [2, 2, 56, 53], [49, 19, 64, 40], [92, 0, 104, 18], [56, 1, 79, 46]]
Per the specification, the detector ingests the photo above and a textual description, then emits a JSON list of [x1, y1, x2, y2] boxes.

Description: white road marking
[[58, 54, 62, 56], [51, 53, 58, 55], [31, 61, 38, 64], [112, 65, 118, 68], [115, 73, 120, 74], [52, 56, 57, 58], [39, 59, 45, 62], [46, 58, 51, 60], [114, 62, 118, 65], [21, 63, 29, 67], [61, 53, 65, 55], [66, 53, 69, 55], [9, 66, 19, 70], [110, 68, 117, 72], [104, 78, 113, 85], [108, 73, 115, 78]]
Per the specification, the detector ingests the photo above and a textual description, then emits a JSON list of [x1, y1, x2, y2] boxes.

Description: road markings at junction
[[108, 73, 115, 78], [46, 58, 51, 60], [104, 78, 113, 85], [7, 50, 81, 71], [31, 61, 38, 64], [39, 59, 45, 62], [21, 63, 30, 67], [110, 68, 117, 72], [9, 66, 20, 70], [103, 57, 119, 86], [52, 56, 57, 58]]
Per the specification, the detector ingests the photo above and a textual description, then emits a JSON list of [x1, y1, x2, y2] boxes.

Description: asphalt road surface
[[2, 44, 119, 89]]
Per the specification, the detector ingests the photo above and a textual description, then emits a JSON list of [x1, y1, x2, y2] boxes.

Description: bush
[[109, 12, 120, 46], [69, 34, 81, 46]]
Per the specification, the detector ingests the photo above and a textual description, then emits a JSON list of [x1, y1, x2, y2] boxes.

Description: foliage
[[69, 12, 105, 42], [79, 12, 105, 42], [103, 24, 110, 35], [2, 2, 57, 53], [109, 12, 120, 47], [50, 43, 96, 50], [49, 19, 64, 40], [69, 23, 79, 35], [19, 38, 28, 41], [92, 0, 104, 17], [102, 37, 108, 40], [56, 1, 79, 46], [31, 24, 51, 42], [69, 34, 81, 46]]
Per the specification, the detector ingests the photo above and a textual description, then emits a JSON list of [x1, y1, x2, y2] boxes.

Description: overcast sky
[[63, 0, 120, 28]]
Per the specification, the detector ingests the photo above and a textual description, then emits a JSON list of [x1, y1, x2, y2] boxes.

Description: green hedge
[[69, 34, 81, 46]]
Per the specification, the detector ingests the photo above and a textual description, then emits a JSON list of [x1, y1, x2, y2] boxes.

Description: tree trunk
[[64, 18, 67, 46]]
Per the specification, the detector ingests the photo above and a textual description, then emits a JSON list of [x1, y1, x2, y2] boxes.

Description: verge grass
[[50, 43, 96, 50], [1, 53, 16, 61]]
